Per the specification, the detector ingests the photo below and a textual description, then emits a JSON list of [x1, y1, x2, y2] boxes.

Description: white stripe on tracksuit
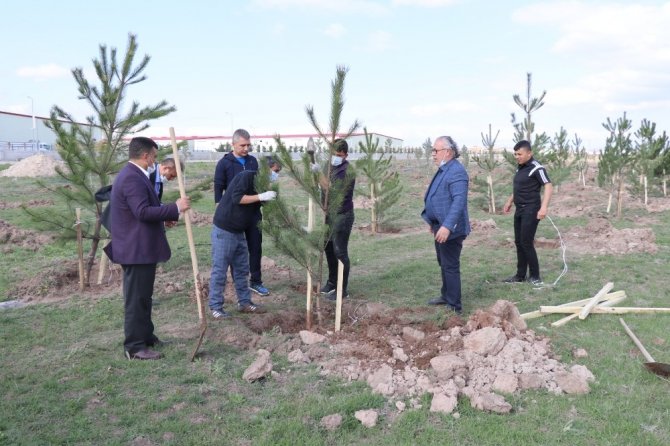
[[528, 161, 550, 184]]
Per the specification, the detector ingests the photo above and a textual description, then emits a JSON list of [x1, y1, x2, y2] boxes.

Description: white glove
[[310, 163, 320, 173], [258, 191, 277, 202]]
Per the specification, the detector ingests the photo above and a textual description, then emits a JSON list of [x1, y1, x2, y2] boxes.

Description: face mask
[[159, 174, 168, 183], [147, 163, 156, 175], [270, 171, 279, 183], [331, 155, 343, 167]]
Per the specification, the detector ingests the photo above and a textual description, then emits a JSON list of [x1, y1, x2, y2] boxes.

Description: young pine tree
[[258, 66, 359, 326], [598, 113, 634, 217], [634, 119, 668, 205], [22, 34, 174, 285], [355, 128, 403, 232], [505, 73, 550, 170], [472, 124, 501, 213]]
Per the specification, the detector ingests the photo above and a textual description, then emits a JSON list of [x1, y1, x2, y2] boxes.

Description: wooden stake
[[169, 128, 207, 361], [97, 250, 108, 285], [643, 175, 648, 206], [551, 293, 627, 327], [521, 290, 625, 320], [543, 306, 670, 315], [335, 260, 344, 332], [370, 183, 377, 233], [579, 282, 614, 319], [307, 197, 314, 231], [75, 208, 85, 291]]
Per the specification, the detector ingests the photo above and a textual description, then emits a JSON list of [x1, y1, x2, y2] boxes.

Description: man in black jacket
[[209, 171, 276, 318], [213, 129, 270, 297]]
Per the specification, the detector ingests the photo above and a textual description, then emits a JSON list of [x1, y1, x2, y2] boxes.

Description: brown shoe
[[125, 348, 162, 360], [238, 303, 266, 314]]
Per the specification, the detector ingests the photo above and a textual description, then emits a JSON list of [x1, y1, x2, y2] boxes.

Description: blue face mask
[[270, 171, 279, 183], [331, 155, 343, 167]]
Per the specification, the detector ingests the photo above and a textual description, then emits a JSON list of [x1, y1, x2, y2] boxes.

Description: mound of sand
[[0, 154, 64, 178]]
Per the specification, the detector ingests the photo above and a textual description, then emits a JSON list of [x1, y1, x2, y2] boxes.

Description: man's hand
[[165, 220, 178, 228], [258, 191, 277, 202], [434, 226, 451, 243], [310, 163, 320, 173], [176, 196, 191, 212], [503, 201, 513, 214], [537, 207, 548, 220]]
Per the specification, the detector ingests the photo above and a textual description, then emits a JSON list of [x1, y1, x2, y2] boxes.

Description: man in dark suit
[[421, 135, 470, 315], [104, 137, 190, 360]]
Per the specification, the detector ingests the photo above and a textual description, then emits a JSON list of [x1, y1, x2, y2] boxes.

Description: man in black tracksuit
[[502, 140, 553, 286], [213, 128, 269, 296]]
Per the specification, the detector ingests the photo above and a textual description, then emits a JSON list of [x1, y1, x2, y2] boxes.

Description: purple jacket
[[104, 162, 179, 265]]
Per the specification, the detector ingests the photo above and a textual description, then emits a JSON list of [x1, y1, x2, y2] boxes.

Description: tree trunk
[[643, 175, 648, 205], [85, 218, 103, 287], [487, 174, 495, 214], [76, 208, 86, 291], [616, 177, 624, 218], [370, 183, 377, 233]]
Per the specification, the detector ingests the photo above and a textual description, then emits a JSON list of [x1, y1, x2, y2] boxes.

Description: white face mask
[[270, 171, 279, 183], [147, 163, 156, 175], [331, 155, 343, 167]]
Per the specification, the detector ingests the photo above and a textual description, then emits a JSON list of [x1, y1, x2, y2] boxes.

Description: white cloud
[[16, 63, 69, 80], [253, 0, 388, 15], [392, 0, 459, 6], [357, 30, 393, 52], [512, 2, 670, 67], [273, 23, 286, 35], [409, 101, 480, 117], [323, 23, 346, 38]]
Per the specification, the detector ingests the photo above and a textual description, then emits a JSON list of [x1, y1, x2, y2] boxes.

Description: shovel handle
[[620, 318, 655, 363]]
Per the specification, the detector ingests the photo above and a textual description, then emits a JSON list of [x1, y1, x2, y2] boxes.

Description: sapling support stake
[[76, 208, 85, 291], [169, 127, 207, 361]]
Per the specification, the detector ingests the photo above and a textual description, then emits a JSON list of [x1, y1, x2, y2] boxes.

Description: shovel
[[619, 318, 670, 377]]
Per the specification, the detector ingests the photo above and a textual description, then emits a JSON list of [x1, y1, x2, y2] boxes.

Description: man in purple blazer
[[104, 137, 190, 360]]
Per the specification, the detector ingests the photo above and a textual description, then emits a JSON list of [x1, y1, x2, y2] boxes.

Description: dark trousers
[[122, 264, 158, 354], [435, 235, 465, 312], [245, 219, 263, 286], [514, 205, 541, 279], [325, 210, 354, 292]]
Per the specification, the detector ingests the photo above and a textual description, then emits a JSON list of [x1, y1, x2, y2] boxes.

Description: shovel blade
[[645, 362, 670, 377]]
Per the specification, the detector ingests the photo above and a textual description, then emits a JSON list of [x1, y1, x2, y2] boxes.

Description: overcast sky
[[2, 0, 669, 151]]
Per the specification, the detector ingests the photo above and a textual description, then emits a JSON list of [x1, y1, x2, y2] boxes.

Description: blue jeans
[[209, 226, 251, 310], [435, 235, 465, 312]]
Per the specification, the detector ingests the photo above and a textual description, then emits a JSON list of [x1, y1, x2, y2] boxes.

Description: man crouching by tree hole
[[209, 170, 277, 318], [421, 135, 470, 316]]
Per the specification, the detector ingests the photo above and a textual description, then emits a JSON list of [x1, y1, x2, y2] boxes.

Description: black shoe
[[428, 297, 448, 305], [503, 275, 525, 283], [320, 283, 336, 294], [325, 289, 349, 301], [447, 306, 463, 316]]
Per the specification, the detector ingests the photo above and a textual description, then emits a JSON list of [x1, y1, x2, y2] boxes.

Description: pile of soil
[[0, 220, 53, 253], [563, 216, 657, 255], [206, 300, 593, 414], [188, 211, 213, 227], [0, 154, 64, 178]]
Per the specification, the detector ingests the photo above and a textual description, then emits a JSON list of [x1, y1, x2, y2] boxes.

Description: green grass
[[1, 160, 668, 445]]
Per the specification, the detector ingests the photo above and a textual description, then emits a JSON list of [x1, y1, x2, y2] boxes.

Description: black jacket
[[214, 152, 259, 203], [213, 171, 261, 233]]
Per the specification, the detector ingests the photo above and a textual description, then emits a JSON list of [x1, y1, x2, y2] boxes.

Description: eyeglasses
[[431, 148, 448, 154]]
